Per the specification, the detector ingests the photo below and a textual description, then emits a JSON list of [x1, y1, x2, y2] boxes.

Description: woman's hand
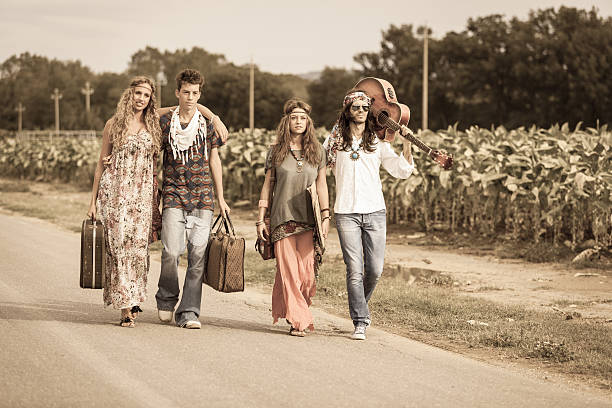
[[321, 218, 330, 239], [102, 154, 112, 166], [256, 222, 269, 242], [87, 202, 96, 220]]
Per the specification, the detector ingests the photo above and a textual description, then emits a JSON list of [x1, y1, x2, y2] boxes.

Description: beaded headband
[[343, 91, 371, 107]]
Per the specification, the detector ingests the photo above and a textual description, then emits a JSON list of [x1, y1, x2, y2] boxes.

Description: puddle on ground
[[383, 264, 453, 285]]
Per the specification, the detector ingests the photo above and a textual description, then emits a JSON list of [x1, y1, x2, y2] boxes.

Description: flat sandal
[[289, 327, 305, 337], [120, 316, 135, 328]]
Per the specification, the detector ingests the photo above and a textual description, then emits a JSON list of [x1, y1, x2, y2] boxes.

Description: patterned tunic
[[160, 112, 223, 212], [97, 131, 155, 309]]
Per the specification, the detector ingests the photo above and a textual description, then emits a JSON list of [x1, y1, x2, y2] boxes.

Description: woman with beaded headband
[[256, 98, 330, 337], [88, 76, 162, 328], [323, 89, 416, 340]]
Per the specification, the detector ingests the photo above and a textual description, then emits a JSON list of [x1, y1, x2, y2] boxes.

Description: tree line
[[1, 6, 610, 132]]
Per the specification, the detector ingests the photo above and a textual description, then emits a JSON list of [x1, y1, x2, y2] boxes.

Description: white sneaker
[[352, 326, 366, 340], [183, 320, 201, 329], [158, 310, 173, 323]]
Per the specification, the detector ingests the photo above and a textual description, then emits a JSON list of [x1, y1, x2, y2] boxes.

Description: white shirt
[[323, 135, 416, 214]]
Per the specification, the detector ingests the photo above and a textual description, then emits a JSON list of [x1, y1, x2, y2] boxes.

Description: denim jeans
[[156, 207, 213, 326], [335, 210, 387, 327]]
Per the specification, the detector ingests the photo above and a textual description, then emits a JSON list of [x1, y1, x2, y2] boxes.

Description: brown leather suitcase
[[80, 219, 105, 289], [204, 213, 245, 293]]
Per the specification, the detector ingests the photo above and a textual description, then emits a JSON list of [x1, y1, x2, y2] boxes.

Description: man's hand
[[213, 116, 229, 143], [218, 198, 231, 218], [396, 133, 413, 162]]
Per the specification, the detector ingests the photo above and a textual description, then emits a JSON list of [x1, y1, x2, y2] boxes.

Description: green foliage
[[0, 47, 298, 132], [352, 7, 612, 130], [384, 123, 611, 248], [307, 67, 361, 128], [0, 137, 99, 187], [2, 123, 609, 249]]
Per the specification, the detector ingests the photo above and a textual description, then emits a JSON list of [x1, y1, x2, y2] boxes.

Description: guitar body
[[355, 77, 410, 141], [353, 77, 453, 170]]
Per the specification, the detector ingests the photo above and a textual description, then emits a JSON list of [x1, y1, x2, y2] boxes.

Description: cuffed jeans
[[335, 210, 387, 327], [156, 208, 213, 326]]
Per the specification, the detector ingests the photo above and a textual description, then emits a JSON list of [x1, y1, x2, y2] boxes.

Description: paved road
[[0, 212, 609, 408]]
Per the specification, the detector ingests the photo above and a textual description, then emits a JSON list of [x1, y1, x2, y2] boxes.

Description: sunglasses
[[351, 105, 370, 112]]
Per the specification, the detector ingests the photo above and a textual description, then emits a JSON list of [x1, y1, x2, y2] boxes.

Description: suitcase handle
[[211, 210, 236, 236]]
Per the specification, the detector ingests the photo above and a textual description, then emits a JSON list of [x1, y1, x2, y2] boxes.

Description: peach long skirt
[[272, 230, 316, 332]]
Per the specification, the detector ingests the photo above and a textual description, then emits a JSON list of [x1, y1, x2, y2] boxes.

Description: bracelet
[[322, 216, 330, 222], [320, 208, 329, 213], [255, 220, 265, 226], [258, 200, 268, 208]]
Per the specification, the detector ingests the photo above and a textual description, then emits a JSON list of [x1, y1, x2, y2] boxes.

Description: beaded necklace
[[289, 149, 304, 173]]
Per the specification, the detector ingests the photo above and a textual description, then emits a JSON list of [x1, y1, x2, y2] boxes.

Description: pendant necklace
[[289, 149, 304, 173], [349, 139, 363, 161]]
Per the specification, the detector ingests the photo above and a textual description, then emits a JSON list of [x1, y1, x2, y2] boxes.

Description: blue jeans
[[156, 208, 213, 326], [335, 210, 387, 327]]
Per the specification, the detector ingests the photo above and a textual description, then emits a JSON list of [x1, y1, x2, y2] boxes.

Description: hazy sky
[[1, 0, 610, 75]]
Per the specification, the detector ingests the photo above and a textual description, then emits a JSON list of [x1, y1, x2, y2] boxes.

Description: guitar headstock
[[431, 150, 453, 170]]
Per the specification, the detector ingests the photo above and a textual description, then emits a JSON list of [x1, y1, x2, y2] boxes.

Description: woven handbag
[[255, 167, 275, 260], [204, 212, 245, 293]]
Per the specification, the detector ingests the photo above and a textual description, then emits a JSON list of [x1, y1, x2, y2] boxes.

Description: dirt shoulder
[[231, 205, 612, 322]]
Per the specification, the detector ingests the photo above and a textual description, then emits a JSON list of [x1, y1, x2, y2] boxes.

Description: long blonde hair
[[270, 98, 321, 167], [108, 76, 161, 150]]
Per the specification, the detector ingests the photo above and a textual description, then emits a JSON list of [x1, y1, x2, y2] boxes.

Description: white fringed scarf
[[168, 107, 208, 164]]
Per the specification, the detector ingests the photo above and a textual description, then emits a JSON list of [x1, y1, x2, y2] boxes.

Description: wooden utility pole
[[81, 81, 94, 113], [249, 56, 254, 135], [51, 88, 63, 134], [156, 72, 167, 108], [422, 26, 429, 130], [15, 102, 25, 132]]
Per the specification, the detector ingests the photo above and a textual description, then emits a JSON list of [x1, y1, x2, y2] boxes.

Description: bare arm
[[157, 106, 175, 116], [315, 167, 330, 238], [256, 169, 273, 241], [87, 121, 113, 219], [209, 147, 230, 217]]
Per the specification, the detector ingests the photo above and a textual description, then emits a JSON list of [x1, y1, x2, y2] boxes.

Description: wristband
[[255, 220, 265, 226], [258, 200, 268, 208], [322, 216, 330, 222]]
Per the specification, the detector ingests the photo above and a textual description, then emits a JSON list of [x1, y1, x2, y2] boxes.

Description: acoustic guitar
[[354, 77, 453, 170]]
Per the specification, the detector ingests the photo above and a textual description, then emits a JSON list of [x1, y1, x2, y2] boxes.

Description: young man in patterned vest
[[156, 68, 231, 329]]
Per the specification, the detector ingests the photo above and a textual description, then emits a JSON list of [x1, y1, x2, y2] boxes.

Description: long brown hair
[[270, 98, 321, 167], [336, 90, 377, 153], [108, 76, 161, 150]]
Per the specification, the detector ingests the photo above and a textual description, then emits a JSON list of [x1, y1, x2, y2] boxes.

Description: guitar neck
[[400, 125, 433, 155], [378, 112, 433, 155]]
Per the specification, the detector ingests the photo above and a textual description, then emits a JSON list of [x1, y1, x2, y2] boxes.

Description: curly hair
[[176, 68, 204, 90], [336, 89, 377, 153], [270, 98, 321, 167], [108, 76, 161, 151]]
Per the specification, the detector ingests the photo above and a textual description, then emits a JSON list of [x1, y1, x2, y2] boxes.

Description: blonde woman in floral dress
[[88, 76, 162, 327]]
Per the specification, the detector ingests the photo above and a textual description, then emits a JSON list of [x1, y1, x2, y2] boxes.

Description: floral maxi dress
[[97, 131, 155, 309]]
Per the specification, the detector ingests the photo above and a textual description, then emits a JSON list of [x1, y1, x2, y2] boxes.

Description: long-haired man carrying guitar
[[323, 89, 416, 340]]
